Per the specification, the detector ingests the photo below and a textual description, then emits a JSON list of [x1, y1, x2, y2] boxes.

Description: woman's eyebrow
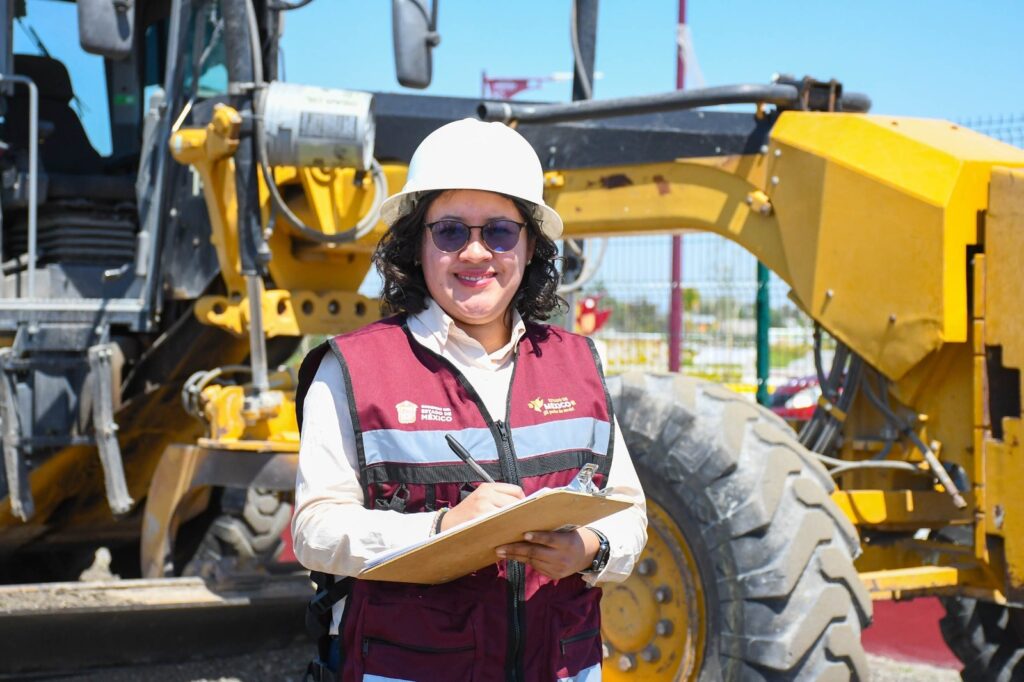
[[431, 214, 521, 222]]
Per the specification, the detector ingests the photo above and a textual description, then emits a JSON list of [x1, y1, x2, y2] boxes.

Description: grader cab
[[2, 0, 1024, 679]]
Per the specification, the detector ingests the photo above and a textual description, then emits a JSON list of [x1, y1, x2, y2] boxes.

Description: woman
[[293, 118, 647, 682]]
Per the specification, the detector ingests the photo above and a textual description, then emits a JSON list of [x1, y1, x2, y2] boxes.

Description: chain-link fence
[[578, 235, 815, 394], [961, 114, 1024, 148], [583, 113, 1024, 391]]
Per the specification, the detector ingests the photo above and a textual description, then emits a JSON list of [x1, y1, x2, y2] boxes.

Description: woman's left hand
[[496, 528, 601, 579]]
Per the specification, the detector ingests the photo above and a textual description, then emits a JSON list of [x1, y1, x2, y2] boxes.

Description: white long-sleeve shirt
[[292, 299, 648, 630]]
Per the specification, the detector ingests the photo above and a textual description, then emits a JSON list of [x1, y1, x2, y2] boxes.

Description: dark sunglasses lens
[[482, 221, 522, 252], [431, 221, 470, 252]]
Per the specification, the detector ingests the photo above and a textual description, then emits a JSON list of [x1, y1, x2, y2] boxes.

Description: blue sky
[[279, 1, 1023, 120], [16, 0, 1024, 156]]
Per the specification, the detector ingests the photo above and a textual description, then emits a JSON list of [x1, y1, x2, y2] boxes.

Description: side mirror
[[391, 0, 440, 89], [77, 0, 135, 61]]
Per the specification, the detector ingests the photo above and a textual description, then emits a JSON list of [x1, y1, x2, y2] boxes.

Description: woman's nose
[[460, 233, 491, 260]]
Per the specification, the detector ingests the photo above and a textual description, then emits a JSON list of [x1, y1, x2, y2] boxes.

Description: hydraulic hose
[[222, 0, 265, 274], [478, 83, 872, 125], [810, 352, 862, 454], [799, 335, 849, 450], [861, 370, 967, 508]]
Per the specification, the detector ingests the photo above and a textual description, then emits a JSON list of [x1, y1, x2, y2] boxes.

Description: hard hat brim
[[379, 189, 564, 241]]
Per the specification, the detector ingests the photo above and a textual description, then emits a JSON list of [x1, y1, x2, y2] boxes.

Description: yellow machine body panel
[[540, 113, 1024, 601], [768, 113, 1024, 380], [980, 167, 1024, 594]]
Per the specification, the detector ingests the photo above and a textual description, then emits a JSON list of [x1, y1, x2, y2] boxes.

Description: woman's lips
[[453, 271, 495, 288]]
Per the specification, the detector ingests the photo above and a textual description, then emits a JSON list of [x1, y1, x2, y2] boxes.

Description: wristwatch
[[586, 528, 610, 573]]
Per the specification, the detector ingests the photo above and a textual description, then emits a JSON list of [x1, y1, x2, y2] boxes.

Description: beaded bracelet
[[432, 507, 450, 535]]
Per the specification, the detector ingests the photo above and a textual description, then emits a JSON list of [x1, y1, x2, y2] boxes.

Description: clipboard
[[358, 465, 632, 585]]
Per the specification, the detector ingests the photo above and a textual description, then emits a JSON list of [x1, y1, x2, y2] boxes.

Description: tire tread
[[615, 372, 870, 681]]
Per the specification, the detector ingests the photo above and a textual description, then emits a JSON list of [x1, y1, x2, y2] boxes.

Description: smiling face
[[420, 190, 534, 350]]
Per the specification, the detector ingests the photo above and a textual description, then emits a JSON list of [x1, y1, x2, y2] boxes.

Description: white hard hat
[[379, 118, 564, 240]]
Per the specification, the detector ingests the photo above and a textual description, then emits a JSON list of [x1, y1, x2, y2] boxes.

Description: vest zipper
[[500, 344, 527, 682], [495, 418, 525, 682]]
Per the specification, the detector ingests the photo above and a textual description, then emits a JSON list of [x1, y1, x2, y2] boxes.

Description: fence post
[[756, 261, 770, 404]]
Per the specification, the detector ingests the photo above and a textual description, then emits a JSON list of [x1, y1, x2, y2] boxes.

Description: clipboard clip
[[566, 463, 600, 494]]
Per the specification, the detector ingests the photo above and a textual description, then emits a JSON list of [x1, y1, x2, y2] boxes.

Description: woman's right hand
[[440, 482, 525, 531]]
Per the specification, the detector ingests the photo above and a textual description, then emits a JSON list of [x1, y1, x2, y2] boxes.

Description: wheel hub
[[601, 499, 706, 679], [602, 579, 658, 652]]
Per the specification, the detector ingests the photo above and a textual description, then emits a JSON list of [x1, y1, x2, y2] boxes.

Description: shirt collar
[[410, 298, 527, 366]]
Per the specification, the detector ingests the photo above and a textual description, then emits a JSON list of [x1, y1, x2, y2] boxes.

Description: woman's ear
[[527, 234, 537, 264]]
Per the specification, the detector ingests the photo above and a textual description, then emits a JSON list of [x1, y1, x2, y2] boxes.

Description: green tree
[[585, 283, 667, 334], [682, 287, 701, 313]]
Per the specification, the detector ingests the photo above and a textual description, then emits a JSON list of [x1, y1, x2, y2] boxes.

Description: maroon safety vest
[[325, 316, 614, 682]]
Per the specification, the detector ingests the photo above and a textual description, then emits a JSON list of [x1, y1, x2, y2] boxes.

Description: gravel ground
[[44, 648, 961, 681], [49, 643, 312, 682]]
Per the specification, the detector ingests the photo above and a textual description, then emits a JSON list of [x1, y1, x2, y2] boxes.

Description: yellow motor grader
[[2, 1, 1024, 680]]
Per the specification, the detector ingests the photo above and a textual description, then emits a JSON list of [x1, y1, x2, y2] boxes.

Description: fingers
[[497, 540, 554, 562], [496, 542, 563, 578], [441, 483, 525, 530], [496, 533, 584, 580], [471, 484, 524, 510], [515, 531, 569, 548], [495, 530, 596, 579], [501, 552, 567, 579], [477, 482, 526, 499]]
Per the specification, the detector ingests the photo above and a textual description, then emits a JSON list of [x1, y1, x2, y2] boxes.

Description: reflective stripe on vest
[[362, 416, 610, 470]]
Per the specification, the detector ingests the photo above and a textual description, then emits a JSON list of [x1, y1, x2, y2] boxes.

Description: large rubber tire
[[940, 597, 1024, 680], [182, 486, 293, 579], [605, 372, 873, 680]]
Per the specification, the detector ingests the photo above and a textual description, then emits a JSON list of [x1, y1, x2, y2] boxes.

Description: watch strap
[[586, 527, 610, 573]]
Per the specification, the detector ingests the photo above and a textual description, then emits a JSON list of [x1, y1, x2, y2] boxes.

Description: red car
[[768, 376, 820, 429]]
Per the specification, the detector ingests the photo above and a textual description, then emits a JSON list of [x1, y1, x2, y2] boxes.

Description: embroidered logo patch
[[420, 404, 454, 423], [529, 396, 577, 416], [395, 400, 418, 424]]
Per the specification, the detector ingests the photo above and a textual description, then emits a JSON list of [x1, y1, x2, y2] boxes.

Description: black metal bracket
[[774, 75, 845, 112]]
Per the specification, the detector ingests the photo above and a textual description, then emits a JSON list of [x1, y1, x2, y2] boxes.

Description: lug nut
[[656, 619, 674, 637], [617, 654, 637, 672], [637, 559, 657, 577], [654, 586, 672, 603], [641, 645, 661, 663]]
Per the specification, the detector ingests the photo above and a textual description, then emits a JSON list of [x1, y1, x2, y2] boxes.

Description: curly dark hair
[[373, 190, 566, 321]]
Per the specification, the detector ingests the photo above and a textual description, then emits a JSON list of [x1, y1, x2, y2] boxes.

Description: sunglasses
[[425, 219, 526, 254]]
